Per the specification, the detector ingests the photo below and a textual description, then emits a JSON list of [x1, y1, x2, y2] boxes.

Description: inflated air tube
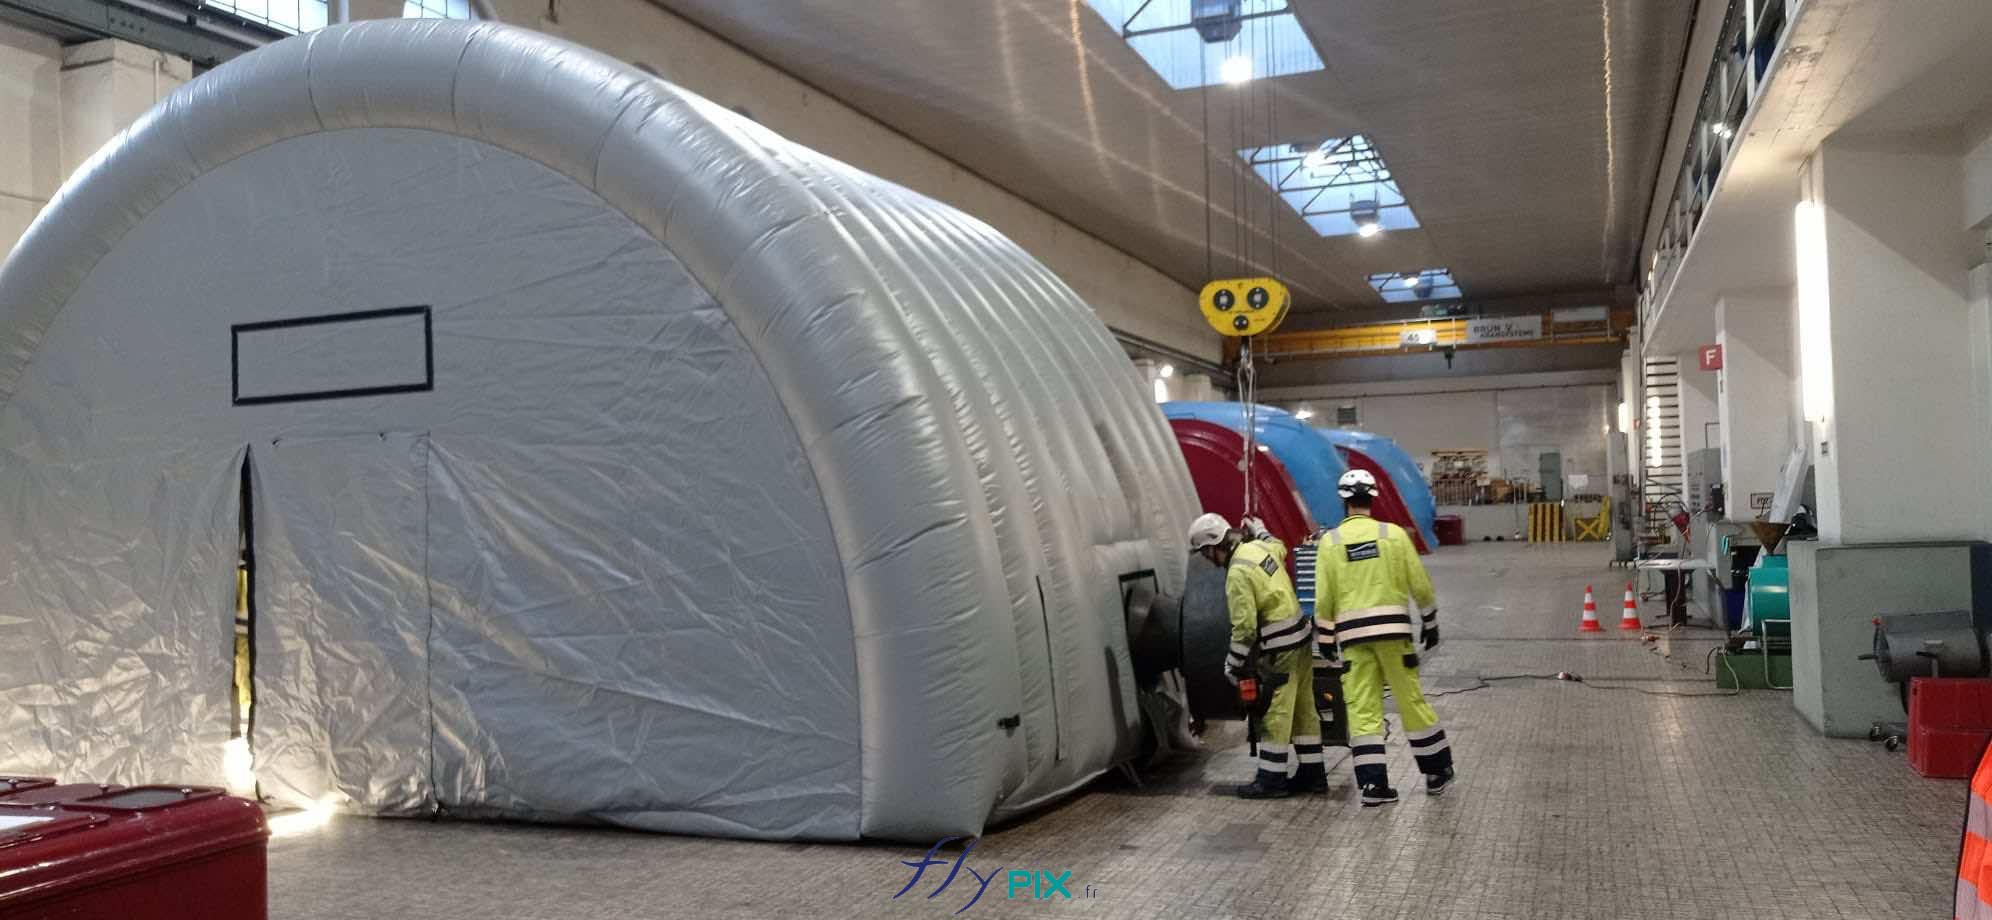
[[0, 20, 1202, 842]]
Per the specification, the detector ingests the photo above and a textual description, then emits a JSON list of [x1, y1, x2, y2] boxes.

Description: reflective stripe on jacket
[[1312, 515, 1437, 650], [1225, 537, 1306, 670]]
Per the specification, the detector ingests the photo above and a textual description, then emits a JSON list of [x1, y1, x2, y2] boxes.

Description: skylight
[[1081, 0, 1326, 90], [1368, 269, 1461, 304], [1239, 136, 1421, 238], [203, 0, 327, 34]]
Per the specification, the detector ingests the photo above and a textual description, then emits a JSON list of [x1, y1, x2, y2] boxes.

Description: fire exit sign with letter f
[[1699, 344, 1723, 371]]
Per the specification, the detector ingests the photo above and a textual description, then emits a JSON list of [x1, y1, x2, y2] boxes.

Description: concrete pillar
[[349, 0, 405, 20], [0, 23, 60, 256], [1675, 349, 1718, 492], [1799, 138, 1984, 543], [1714, 288, 1795, 512], [58, 41, 190, 181]]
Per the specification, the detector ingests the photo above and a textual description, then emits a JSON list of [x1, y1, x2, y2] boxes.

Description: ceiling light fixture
[[1399, 273, 1421, 287], [1158, 364, 1175, 378], [1350, 197, 1382, 237], [1220, 55, 1253, 85], [1294, 407, 1315, 421]]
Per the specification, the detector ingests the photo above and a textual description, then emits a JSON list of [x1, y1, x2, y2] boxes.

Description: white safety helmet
[[1186, 512, 1233, 551], [1337, 468, 1380, 499]]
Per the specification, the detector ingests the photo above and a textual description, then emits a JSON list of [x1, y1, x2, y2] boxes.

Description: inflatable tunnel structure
[[0, 21, 1201, 842]]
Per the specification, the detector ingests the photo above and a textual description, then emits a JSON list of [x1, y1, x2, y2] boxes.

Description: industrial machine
[[1858, 610, 1990, 749]]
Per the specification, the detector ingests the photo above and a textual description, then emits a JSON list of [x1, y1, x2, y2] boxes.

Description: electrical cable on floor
[[1425, 672, 1740, 698]]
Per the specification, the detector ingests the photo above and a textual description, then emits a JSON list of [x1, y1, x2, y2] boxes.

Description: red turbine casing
[[1169, 418, 1317, 574], [1333, 446, 1431, 554]]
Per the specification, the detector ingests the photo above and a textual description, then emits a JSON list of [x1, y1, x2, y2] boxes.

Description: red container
[[0, 778, 55, 799], [0, 784, 123, 806], [1910, 725, 1992, 779], [1434, 515, 1466, 547], [0, 785, 268, 919], [1909, 677, 1992, 732]]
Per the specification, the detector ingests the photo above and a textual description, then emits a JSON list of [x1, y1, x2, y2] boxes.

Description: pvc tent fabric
[[1161, 402, 1347, 530], [1317, 429, 1438, 549], [0, 21, 1200, 842]]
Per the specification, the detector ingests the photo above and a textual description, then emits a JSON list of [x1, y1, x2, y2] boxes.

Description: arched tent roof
[[0, 21, 1198, 842], [1162, 402, 1347, 528], [1317, 430, 1439, 549]]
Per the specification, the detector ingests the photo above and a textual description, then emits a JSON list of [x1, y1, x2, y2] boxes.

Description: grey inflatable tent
[[0, 20, 1200, 841]]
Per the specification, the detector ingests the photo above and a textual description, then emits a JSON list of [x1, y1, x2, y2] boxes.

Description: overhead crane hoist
[[1197, 275, 1290, 517]]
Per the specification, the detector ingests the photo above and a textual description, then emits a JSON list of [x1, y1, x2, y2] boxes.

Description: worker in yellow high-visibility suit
[[1188, 512, 1318, 798], [1313, 469, 1455, 807]]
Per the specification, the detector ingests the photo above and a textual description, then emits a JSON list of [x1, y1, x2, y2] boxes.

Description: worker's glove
[[1316, 636, 1342, 669], [1240, 516, 1272, 541], [1422, 621, 1441, 652]]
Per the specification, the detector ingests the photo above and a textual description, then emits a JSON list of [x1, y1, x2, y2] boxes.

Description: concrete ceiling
[[649, 0, 1695, 320]]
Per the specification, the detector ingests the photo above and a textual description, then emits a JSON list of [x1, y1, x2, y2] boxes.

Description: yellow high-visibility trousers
[[1340, 637, 1452, 785]]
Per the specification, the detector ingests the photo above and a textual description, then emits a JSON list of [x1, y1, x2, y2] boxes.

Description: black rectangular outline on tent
[[231, 305, 434, 406]]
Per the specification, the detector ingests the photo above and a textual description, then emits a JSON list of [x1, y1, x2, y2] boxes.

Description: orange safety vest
[[1961, 742, 1992, 918]]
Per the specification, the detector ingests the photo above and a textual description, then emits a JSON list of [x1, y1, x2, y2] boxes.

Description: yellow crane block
[[1199, 277, 1291, 338]]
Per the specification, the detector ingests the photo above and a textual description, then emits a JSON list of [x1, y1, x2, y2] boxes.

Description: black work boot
[[1290, 762, 1328, 794], [1234, 771, 1294, 799], [1359, 783, 1400, 807], [1425, 768, 1456, 797]]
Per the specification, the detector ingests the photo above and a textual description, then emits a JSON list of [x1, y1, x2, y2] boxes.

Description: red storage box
[[1434, 515, 1466, 547], [0, 785, 268, 919], [1909, 677, 1992, 731], [1908, 679, 1992, 778], [1910, 725, 1992, 779]]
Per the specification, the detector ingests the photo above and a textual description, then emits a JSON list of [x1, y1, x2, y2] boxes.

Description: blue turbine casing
[[1161, 402, 1347, 528], [1317, 429, 1438, 549]]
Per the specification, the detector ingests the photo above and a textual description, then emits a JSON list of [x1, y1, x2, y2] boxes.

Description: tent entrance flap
[[251, 433, 434, 815]]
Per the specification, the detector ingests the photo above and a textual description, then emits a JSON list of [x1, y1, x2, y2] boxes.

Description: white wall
[[1715, 288, 1796, 510], [1261, 370, 1615, 489], [1808, 137, 1984, 543], [1675, 352, 1719, 486], [0, 23, 60, 257], [0, 30, 187, 260], [1966, 120, 1992, 233], [1346, 390, 1498, 473]]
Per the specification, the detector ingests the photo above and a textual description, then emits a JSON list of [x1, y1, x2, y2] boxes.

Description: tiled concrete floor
[[268, 544, 1964, 919]]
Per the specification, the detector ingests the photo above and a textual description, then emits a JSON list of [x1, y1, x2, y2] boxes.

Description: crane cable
[[1238, 336, 1257, 516]]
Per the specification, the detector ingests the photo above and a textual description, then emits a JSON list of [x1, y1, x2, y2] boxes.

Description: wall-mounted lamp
[[1795, 200, 1833, 423]]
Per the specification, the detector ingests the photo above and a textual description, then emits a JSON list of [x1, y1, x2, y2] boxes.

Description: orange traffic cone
[[1619, 582, 1642, 631], [1579, 585, 1603, 632]]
